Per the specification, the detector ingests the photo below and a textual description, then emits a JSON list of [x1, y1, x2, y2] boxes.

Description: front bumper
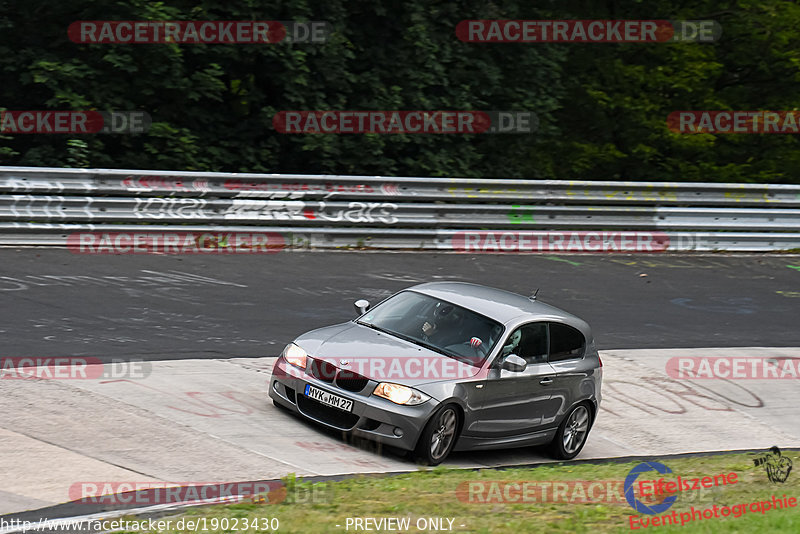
[[268, 356, 438, 452]]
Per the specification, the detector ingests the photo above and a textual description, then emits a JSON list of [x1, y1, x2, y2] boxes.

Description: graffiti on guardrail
[[128, 198, 400, 224], [312, 201, 398, 224], [223, 200, 399, 223], [3, 168, 800, 251], [224, 180, 381, 196], [0, 177, 96, 193], [123, 177, 392, 199], [221, 200, 306, 220], [122, 176, 211, 193], [133, 197, 209, 219]]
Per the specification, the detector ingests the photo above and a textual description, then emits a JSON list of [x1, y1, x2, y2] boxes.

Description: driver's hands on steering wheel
[[463, 336, 487, 361], [422, 321, 437, 337]]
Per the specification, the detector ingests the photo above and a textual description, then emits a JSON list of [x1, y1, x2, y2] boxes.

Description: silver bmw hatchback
[[269, 282, 602, 465]]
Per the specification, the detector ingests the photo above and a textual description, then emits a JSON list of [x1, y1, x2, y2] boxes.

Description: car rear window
[[548, 323, 585, 361]]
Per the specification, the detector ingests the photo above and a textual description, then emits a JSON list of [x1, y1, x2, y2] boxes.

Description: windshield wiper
[[356, 320, 393, 336], [414, 339, 456, 358], [358, 321, 419, 346]]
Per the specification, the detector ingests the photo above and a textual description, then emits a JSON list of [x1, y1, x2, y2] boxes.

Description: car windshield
[[356, 291, 504, 367]]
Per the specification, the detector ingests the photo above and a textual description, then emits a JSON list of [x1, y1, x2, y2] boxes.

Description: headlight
[[282, 343, 307, 369], [373, 382, 430, 405]]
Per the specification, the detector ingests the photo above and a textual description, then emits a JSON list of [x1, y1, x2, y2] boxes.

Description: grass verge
[[112, 450, 798, 533]]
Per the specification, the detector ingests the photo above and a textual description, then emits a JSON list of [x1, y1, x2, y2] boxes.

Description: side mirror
[[354, 299, 371, 315], [501, 354, 527, 372]]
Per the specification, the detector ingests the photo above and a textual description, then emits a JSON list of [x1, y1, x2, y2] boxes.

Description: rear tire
[[549, 403, 592, 460], [412, 404, 460, 466]]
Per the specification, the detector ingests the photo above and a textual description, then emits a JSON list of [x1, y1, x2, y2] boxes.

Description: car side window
[[548, 323, 585, 362], [500, 323, 548, 365]]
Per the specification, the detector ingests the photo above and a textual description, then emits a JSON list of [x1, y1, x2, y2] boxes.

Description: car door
[[545, 322, 589, 418], [468, 322, 561, 437]]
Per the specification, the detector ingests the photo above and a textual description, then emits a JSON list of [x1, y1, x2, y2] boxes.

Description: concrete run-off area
[[1, 347, 798, 516]]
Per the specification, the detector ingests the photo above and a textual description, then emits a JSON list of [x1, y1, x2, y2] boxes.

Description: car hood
[[294, 322, 482, 386]]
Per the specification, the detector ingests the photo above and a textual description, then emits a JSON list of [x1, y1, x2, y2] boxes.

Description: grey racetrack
[[1, 250, 799, 361], [2, 248, 800, 520]]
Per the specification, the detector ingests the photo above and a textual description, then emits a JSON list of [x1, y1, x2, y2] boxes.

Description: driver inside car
[[421, 303, 465, 346]]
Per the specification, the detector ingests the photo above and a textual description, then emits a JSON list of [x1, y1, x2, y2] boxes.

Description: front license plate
[[304, 384, 354, 412]]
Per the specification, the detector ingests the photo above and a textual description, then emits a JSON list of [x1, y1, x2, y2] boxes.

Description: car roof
[[408, 281, 585, 326]]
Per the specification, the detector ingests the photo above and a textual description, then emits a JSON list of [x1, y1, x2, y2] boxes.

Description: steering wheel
[[460, 339, 488, 358]]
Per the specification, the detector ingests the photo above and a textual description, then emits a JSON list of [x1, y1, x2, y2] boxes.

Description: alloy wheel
[[562, 405, 590, 454], [430, 408, 457, 460]]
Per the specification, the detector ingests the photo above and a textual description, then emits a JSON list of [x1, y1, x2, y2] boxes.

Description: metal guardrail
[[3, 166, 800, 205], [1, 166, 799, 251]]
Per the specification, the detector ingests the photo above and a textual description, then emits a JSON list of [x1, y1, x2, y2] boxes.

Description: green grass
[[112, 451, 799, 533]]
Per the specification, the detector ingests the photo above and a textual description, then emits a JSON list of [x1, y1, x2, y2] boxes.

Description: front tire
[[413, 404, 460, 466], [549, 403, 592, 460]]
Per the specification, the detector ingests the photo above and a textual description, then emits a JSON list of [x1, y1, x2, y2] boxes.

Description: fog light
[[393, 427, 404, 437]]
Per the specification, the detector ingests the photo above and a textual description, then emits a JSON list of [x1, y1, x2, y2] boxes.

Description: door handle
[[539, 377, 553, 385]]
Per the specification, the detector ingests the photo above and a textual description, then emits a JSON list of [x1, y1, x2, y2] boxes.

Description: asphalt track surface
[[2, 249, 800, 521], [1, 249, 800, 360]]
